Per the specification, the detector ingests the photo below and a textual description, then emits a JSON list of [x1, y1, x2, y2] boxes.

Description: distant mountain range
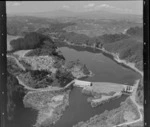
[[8, 9, 142, 23]]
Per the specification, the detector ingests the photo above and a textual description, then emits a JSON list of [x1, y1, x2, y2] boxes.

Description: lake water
[[59, 46, 140, 85], [7, 46, 140, 127]]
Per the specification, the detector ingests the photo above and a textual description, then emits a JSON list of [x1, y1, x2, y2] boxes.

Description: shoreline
[[100, 48, 143, 77], [63, 42, 143, 77]]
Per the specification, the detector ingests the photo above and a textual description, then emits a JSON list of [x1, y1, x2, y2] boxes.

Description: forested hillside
[[104, 38, 143, 70], [126, 27, 143, 37], [10, 32, 52, 51], [102, 27, 143, 71]]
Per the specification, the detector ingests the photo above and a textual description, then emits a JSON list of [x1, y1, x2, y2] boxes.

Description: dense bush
[[99, 33, 129, 44], [58, 31, 129, 47], [59, 31, 90, 45], [55, 68, 74, 87], [24, 39, 65, 60], [104, 38, 143, 71], [29, 70, 50, 81], [19, 71, 54, 89], [10, 32, 51, 51], [126, 27, 143, 37]]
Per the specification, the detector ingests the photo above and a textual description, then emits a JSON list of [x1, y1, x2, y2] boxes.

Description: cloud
[[96, 4, 133, 14], [12, 2, 22, 6], [84, 3, 95, 8], [97, 4, 115, 9], [62, 5, 70, 9], [6, 2, 22, 7]]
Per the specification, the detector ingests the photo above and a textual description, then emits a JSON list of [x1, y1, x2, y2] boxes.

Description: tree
[[56, 69, 74, 87]]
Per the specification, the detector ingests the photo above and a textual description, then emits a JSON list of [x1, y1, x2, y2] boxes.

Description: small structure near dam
[[122, 85, 134, 95]]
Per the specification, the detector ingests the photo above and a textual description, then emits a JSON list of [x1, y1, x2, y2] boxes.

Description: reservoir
[[59, 46, 140, 85], [7, 45, 140, 127]]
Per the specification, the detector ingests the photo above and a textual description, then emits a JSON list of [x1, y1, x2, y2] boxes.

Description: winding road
[[16, 76, 62, 92]]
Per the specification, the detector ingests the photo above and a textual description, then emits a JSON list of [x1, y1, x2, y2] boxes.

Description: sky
[[6, 1, 143, 15]]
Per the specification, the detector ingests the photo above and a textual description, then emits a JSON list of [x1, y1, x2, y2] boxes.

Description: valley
[[6, 5, 143, 127]]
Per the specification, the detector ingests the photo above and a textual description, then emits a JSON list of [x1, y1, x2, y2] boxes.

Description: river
[[54, 87, 127, 127]]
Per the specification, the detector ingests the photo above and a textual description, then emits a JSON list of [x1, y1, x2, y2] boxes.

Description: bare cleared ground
[[19, 55, 57, 73], [13, 50, 57, 73], [23, 90, 70, 127], [123, 111, 137, 122]]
